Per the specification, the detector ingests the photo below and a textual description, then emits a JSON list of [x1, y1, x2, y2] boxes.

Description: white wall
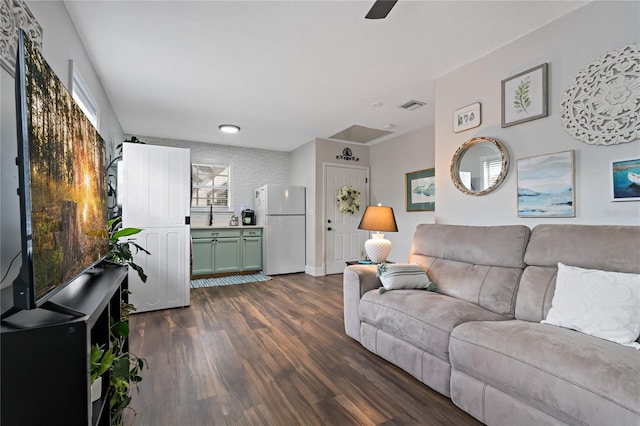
[[290, 140, 316, 273], [435, 1, 640, 226], [291, 138, 371, 275], [142, 136, 290, 226], [370, 126, 435, 262], [1, 1, 124, 288]]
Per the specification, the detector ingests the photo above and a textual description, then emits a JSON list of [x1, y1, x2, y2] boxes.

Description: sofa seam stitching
[[450, 334, 639, 416], [510, 269, 523, 318], [481, 382, 487, 423], [476, 266, 491, 307], [539, 271, 556, 320]]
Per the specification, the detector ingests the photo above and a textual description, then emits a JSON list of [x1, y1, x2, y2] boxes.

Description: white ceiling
[[64, 1, 587, 152]]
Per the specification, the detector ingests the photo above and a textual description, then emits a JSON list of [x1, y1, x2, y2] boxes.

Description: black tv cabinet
[[1, 264, 129, 426]]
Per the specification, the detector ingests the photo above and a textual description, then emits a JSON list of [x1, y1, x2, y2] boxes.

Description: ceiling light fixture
[[219, 124, 240, 134]]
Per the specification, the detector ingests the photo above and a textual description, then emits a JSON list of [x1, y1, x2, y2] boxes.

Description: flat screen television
[[1, 30, 109, 319]]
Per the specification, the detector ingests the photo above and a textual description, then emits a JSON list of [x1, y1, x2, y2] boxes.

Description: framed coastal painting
[[517, 150, 575, 217], [406, 168, 435, 211], [502, 63, 548, 128], [611, 158, 640, 201]]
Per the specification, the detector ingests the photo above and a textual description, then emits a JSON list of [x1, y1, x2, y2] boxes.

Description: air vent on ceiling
[[329, 125, 393, 144], [399, 99, 426, 111]]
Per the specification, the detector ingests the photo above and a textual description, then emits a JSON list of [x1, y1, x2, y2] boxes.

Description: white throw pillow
[[376, 263, 434, 293], [542, 263, 640, 349]]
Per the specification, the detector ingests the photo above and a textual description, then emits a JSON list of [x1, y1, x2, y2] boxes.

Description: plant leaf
[[112, 227, 143, 240], [111, 320, 130, 338]]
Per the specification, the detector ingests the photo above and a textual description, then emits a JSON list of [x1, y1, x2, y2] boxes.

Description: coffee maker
[[241, 209, 256, 225]]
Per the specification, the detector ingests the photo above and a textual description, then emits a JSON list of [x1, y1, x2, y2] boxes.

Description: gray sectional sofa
[[343, 224, 640, 426]]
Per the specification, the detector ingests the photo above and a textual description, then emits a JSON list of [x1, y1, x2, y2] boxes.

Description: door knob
[[328, 219, 332, 223], [327, 227, 332, 231]]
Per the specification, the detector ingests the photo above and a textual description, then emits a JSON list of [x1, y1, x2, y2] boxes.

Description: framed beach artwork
[[406, 168, 435, 211], [502, 63, 548, 128], [517, 150, 575, 218], [611, 158, 640, 201]]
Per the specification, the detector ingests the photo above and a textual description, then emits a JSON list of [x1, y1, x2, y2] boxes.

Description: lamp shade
[[358, 205, 398, 232]]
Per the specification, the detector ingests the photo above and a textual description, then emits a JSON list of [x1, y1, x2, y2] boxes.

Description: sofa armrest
[[343, 264, 380, 342]]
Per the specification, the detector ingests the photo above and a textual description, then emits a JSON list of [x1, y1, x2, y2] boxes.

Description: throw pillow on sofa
[[376, 263, 436, 294], [541, 263, 640, 349]]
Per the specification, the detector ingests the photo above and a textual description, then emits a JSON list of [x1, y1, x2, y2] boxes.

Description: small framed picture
[[502, 63, 548, 128], [517, 150, 575, 218], [406, 168, 435, 211], [453, 102, 481, 133], [611, 158, 640, 201]]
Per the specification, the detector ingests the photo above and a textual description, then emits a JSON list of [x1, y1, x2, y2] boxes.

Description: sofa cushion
[[542, 263, 640, 348], [450, 320, 640, 426], [359, 289, 506, 362], [517, 224, 640, 323], [408, 224, 530, 317]]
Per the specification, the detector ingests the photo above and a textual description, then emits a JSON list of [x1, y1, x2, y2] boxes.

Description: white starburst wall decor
[[561, 43, 640, 146], [0, 0, 43, 76]]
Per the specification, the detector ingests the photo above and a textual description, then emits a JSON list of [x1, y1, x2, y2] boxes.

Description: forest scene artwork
[[23, 35, 108, 300], [611, 158, 640, 201], [517, 150, 575, 218]]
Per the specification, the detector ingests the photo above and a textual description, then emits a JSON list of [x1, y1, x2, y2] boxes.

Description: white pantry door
[[325, 165, 369, 275], [121, 143, 191, 312]]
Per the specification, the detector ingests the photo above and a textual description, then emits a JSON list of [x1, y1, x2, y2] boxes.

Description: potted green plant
[[106, 216, 150, 283], [89, 215, 150, 425], [90, 318, 147, 425]]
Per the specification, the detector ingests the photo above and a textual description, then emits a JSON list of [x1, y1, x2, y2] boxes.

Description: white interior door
[[325, 165, 368, 275], [121, 143, 191, 312]]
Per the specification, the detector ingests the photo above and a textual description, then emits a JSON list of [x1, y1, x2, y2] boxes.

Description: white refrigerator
[[255, 185, 306, 275]]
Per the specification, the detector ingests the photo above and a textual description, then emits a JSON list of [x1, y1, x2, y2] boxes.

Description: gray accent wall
[[371, 1, 639, 266], [370, 126, 435, 263], [433, 1, 640, 226]]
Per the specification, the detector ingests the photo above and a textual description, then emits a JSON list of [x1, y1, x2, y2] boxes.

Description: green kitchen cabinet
[[191, 228, 262, 277], [213, 236, 241, 273], [241, 229, 262, 271], [192, 237, 215, 275]]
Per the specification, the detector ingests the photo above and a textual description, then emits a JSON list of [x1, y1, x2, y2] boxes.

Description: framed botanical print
[[502, 63, 548, 128]]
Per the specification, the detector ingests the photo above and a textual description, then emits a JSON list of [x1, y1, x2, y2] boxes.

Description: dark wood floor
[[125, 273, 482, 426]]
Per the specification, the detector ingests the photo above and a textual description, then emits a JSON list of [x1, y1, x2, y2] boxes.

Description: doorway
[[324, 164, 369, 275]]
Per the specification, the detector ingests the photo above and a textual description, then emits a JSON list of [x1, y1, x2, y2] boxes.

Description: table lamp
[[357, 204, 398, 263]]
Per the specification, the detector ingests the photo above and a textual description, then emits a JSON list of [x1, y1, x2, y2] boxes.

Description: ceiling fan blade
[[365, 0, 398, 19]]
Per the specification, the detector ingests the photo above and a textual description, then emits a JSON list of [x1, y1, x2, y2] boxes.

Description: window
[[482, 157, 503, 190], [70, 60, 99, 128], [191, 164, 231, 210]]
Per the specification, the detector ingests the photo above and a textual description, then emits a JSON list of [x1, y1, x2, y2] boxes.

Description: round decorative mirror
[[450, 137, 509, 196]]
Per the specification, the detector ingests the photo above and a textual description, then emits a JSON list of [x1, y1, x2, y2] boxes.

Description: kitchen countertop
[[190, 225, 262, 230]]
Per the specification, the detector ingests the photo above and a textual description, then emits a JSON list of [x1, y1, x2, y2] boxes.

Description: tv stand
[[1, 300, 84, 321], [1, 264, 129, 426], [40, 300, 85, 317]]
